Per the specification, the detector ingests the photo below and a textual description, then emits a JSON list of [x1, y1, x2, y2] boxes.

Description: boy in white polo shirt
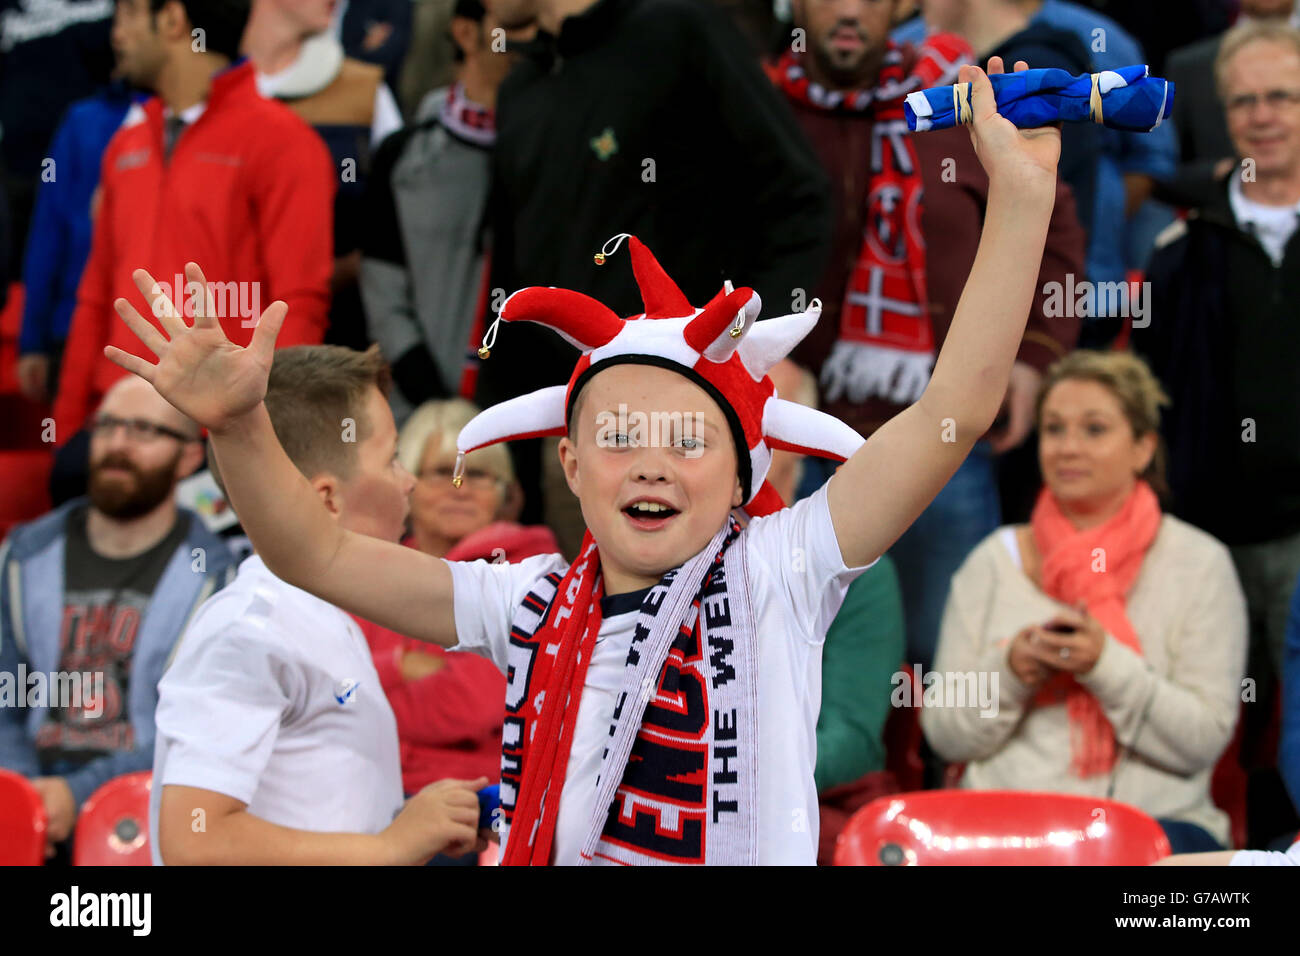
[[149, 346, 486, 865], [114, 58, 1061, 865]]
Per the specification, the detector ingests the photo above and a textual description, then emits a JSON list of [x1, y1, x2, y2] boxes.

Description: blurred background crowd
[[0, 0, 1298, 864]]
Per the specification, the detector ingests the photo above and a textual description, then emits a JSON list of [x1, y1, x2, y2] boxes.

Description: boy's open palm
[[965, 57, 1062, 192], [103, 261, 287, 433]]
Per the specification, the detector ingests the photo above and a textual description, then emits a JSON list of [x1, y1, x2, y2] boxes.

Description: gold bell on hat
[[477, 314, 502, 360], [593, 233, 631, 265], [728, 326, 743, 338]]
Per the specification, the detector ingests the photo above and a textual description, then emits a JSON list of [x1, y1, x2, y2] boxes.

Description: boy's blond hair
[[208, 345, 391, 493]]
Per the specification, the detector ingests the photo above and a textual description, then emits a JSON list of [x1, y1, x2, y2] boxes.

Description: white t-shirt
[[447, 484, 873, 865], [1229, 176, 1300, 267], [149, 555, 403, 864], [1231, 842, 1300, 865]]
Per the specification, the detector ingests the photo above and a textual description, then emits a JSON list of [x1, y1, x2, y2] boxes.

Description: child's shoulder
[[742, 484, 840, 561], [445, 549, 570, 586], [185, 556, 342, 651]]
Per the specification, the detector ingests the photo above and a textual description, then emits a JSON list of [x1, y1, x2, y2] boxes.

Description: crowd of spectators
[[1, 0, 1298, 863]]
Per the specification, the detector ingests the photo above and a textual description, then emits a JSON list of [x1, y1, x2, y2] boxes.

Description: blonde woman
[[359, 399, 557, 843], [397, 398, 557, 560], [922, 351, 1248, 853]]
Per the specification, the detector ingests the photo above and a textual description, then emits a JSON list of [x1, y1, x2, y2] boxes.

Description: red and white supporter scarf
[[499, 519, 757, 866], [771, 36, 972, 405], [439, 81, 495, 147]]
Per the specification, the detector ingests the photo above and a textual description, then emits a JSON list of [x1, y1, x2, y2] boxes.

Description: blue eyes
[[606, 435, 703, 451]]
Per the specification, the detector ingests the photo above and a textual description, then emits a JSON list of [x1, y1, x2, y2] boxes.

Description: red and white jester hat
[[453, 234, 865, 518]]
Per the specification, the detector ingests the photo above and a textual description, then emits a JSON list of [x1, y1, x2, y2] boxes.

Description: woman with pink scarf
[[923, 351, 1247, 853]]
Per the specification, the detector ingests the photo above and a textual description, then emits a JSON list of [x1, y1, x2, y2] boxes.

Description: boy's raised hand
[[103, 261, 286, 433], [963, 57, 1061, 195], [829, 62, 1058, 571]]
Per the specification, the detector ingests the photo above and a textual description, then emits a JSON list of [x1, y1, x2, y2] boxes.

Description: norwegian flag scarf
[[770, 36, 971, 405], [498, 518, 757, 866]]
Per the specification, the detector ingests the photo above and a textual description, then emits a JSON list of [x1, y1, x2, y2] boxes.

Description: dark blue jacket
[[1283, 574, 1300, 813], [19, 85, 133, 354]]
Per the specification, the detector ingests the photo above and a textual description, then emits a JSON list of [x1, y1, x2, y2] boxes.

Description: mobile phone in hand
[[478, 784, 500, 831], [1043, 621, 1077, 634]]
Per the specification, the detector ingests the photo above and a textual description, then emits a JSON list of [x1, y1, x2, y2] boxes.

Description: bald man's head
[[99, 375, 199, 438], [87, 376, 203, 520]]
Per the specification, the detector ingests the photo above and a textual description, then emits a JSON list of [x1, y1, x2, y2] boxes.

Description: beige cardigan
[[921, 515, 1248, 845]]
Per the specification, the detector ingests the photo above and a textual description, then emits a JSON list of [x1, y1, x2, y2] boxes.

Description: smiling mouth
[[622, 501, 679, 529]]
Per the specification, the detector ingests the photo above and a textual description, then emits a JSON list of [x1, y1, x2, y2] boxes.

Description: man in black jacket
[[480, 0, 832, 529], [1135, 22, 1300, 726]]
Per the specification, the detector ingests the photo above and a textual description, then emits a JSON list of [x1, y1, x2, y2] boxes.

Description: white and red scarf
[[499, 519, 758, 865], [439, 81, 495, 147], [771, 36, 972, 405]]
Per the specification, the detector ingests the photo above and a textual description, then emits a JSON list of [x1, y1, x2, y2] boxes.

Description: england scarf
[[904, 65, 1173, 134], [770, 35, 971, 405], [498, 519, 758, 865]]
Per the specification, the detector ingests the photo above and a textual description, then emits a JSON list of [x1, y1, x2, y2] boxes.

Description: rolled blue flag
[[904, 65, 1174, 133]]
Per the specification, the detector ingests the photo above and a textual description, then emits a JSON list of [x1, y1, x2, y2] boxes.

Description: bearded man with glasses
[[0, 374, 237, 862]]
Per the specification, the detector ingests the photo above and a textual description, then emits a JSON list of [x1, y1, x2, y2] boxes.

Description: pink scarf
[[1030, 481, 1162, 777]]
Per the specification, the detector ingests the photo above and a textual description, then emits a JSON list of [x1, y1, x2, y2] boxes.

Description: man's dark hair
[[454, 0, 487, 22], [449, 0, 486, 63], [150, 0, 251, 61]]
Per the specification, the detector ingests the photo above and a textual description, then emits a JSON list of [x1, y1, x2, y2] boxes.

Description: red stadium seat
[[1211, 703, 1248, 849], [0, 283, 25, 395], [0, 282, 56, 450], [883, 663, 924, 793], [73, 771, 152, 866], [0, 768, 48, 865], [834, 790, 1172, 865], [0, 450, 53, 541]]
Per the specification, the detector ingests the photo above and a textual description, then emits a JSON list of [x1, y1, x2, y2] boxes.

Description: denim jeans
[[1157, 818, 1224, 855], [887, 441, 1002, 671]]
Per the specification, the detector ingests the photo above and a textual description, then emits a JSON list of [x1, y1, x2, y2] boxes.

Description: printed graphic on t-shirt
[[36, 587, 143, 760], [39, 507, 188, 767]]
